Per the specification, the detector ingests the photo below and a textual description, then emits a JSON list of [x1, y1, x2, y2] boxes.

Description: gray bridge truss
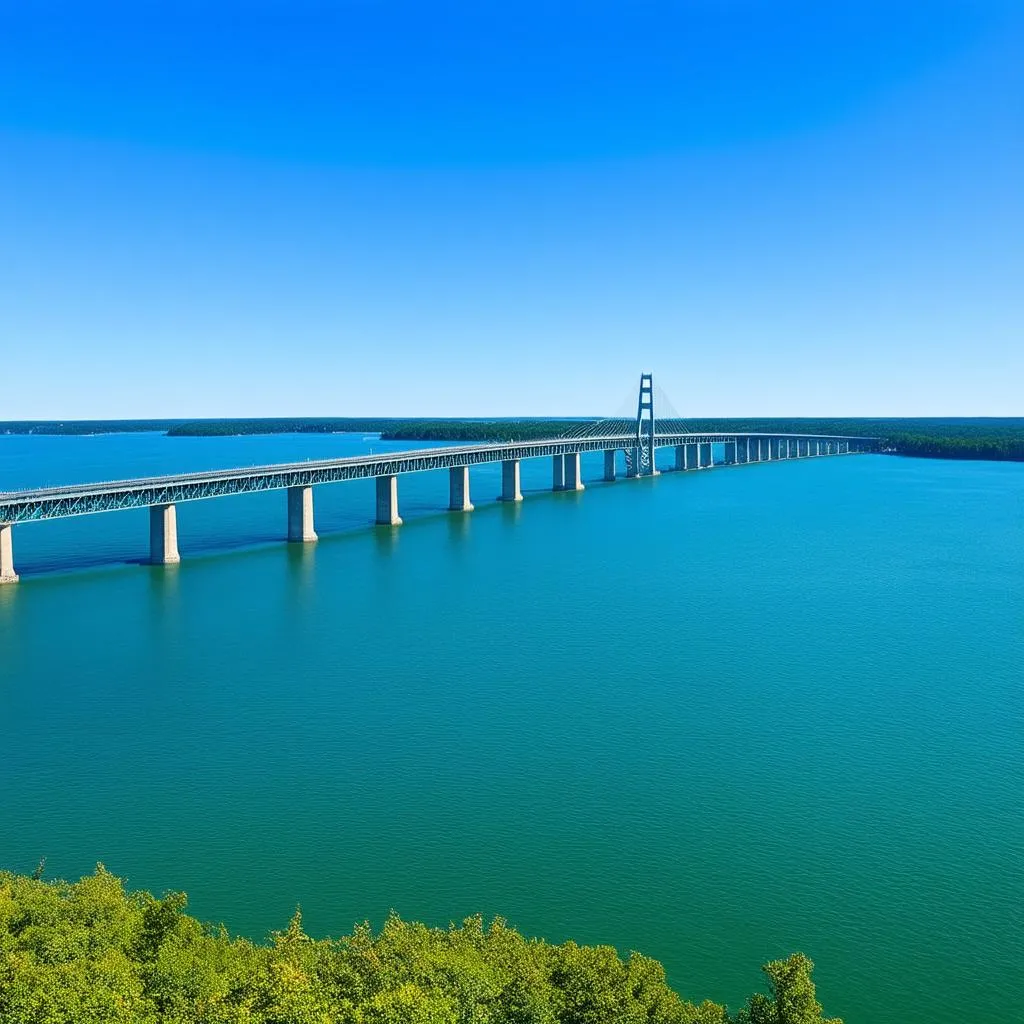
[[0, 432, 877, 524], [0, 421, 879, 583]]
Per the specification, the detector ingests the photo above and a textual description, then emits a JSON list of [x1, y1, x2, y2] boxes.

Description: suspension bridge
[[0, 374, 878, 583]]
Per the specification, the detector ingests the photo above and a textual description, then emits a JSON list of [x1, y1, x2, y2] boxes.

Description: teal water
[[1, 435, 1022, 1022]]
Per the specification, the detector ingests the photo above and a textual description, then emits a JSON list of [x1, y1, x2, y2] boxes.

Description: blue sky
[[1, 1, 1021, 418]]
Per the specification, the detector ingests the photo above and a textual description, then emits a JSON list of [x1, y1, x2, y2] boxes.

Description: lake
[[1, 433, 1021, 1022]]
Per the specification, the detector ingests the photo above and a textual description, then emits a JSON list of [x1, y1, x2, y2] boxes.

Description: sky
[[1, 1, 1021, 418]]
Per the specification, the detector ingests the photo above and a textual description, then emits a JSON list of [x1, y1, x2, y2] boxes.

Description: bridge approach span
[[0, 431, 878, 582]]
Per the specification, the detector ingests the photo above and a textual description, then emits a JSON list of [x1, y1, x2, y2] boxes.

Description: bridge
[[0, 375, 878, 583]]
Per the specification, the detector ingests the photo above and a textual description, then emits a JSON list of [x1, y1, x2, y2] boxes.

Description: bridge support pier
[[0, 524, 17, 584], [564, 452, 584, 491], [703, 442, 714, 468], [552, 455, 565, 491], [449, 467, 474, 511], [603, 450, 617, 482], [287, 486, 318, 542], [149, 504, 180, 565], [376, 475, 403, 525], [501, 459, 523, 502], [674, 445, 687, 471]]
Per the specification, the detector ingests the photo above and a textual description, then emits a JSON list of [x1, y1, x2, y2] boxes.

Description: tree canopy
[[0, 867, 842, 1024]]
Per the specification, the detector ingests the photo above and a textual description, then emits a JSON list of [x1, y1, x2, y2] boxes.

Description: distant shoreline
[[2, 417, 1022, 462]]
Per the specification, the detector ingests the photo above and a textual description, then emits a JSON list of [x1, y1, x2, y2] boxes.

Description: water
[[1, 433, 1022, 1023]]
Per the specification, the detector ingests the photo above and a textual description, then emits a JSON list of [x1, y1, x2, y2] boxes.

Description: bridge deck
[[0, 432, 878, 524]]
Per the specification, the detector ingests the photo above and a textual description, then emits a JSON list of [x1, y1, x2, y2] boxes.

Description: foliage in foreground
[[0, 867, 841, 1024]]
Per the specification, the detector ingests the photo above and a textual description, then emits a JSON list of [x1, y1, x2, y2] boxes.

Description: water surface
[[1, 434, 1021, 1023]]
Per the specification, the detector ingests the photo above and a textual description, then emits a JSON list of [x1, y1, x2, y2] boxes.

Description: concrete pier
[[287, 485, 318, 543], [449, 466, 473, 511], [375, 475, 403, 525], [674, 444, 687, 471], [149, 504, 180, 565], [552, 455, 566, 491], [703, 442, 714, 468], [0, 524, 17, 584], [501, 459, 523, 502], [563, 452, 584, 491], [603, 450, 617, 481]]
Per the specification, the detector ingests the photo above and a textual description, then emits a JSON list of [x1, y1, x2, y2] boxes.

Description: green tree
[[735, 953, 842, 1024]]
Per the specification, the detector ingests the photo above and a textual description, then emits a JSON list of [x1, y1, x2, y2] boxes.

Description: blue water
[[1, 433, 1022, 1023]]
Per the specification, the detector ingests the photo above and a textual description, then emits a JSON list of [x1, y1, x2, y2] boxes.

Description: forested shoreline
[[0, 867, 840, 1023], [2, 417, 1022, 462]]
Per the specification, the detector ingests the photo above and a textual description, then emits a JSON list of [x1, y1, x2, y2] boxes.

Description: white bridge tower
[[631, 372, 658, 476]]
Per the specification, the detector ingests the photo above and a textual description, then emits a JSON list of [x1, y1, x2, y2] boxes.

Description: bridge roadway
[[0, 431, 878, 582]]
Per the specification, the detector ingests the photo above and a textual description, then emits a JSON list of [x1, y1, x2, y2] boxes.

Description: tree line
[[384, 417, 1024, 461], [0, 866, 840, 1023], [4, 416, 1020, 461]]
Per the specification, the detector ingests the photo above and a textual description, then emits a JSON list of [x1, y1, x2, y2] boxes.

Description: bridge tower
[[633, 372, 657, 476]]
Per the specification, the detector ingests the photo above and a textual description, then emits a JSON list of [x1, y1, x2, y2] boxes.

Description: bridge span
[[0, 429, 877, 583]]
